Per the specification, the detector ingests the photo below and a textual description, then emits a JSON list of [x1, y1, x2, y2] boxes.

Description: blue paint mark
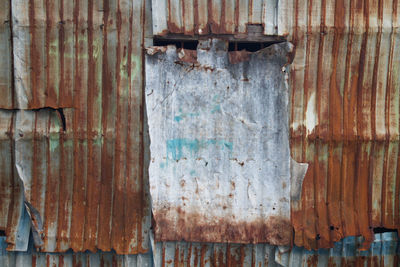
[[166, 138, 233, 161], [190, 170, 196, 176], [211, 94, 222, 114], [160, 162, 165, 169], [224, 142, 233, 150], [173, 112, 200, 123], [174, 116, 182, 122], [211, 104, 221, 114]]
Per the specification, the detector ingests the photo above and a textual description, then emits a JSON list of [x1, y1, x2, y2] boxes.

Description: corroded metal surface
[[0, 1, 12, 108], [0, 237, 153, 267], [146, 39, 297, 245], [153, 233, 400, 267], [152, 0, 290, 36], [1, 109, 150, 254], [1, 0, 400, 256], [289, 0, 400, 250], [1, 0, 151, 254], [1, 233, 399, 267]]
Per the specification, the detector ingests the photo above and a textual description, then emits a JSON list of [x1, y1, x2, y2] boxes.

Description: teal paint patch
[[166, 138, 233, 161], [190, 170, 196, 176], [174, 116, 182, 122], [173, 112, 200, 122], [224, 142, 233, 150], [211, 94, 221, 114], [211, 104, 221, 114]]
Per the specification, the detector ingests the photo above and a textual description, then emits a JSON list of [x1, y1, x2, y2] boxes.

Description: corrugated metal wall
[[0, 0, 152, 254], [1, 234, 399, 266], [149, 0, 400, 252], [0, 237, 153, 267], [0, 1, 12, 108], [151, 0, 291, 36], [289, 0, 400, 250], [1, 0, 399, 264]]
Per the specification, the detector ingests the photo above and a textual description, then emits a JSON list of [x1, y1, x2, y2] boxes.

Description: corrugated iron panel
[[151, 0, 290, 36], [2, 0, 399, 256], [150, 0, 400, 251], [1, 109, 150, 254], [9, 0, 149, 109], [0, 110, 14, 231], [151, 232, 400, 266], [276, 232, 400, 267], [0, 237, 153, 267], [2, 233, 398, 267], [289, 0, 400, 250], [1, 0, 152, 254], [0, 1, 12, 108]]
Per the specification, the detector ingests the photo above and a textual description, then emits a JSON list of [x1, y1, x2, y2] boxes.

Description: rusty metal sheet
[[151, 0, 289, 36], [0, 1, 12, 108], [2, 233, 399, 267], [2, 108, 150, 254], [0, 111, 14, 231], [0, 237, 153, 267], [289, 0, 400, 251], [145, 39, 301, 245], [152, 233, 400, 267], [1, 0, 151, 254]]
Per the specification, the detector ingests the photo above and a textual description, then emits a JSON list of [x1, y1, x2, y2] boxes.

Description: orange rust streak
[[70, 0, 89, 252], [98, 0, 114, 252], [302, 141, 317, 250], [29, 0, 39, 108], [111, 1, 128, 254], [58, 1, 66, 107], [342, 142, 357, 237], [124, 1, 141, 255], [330, 1, 344, 142], [343, 0, 355, 139], [315, 141, 330, 248], [327, 141, 343, 243], [31, 115, 42, 220], [381, 141, 389, 227], [83, 0, 102, 252], [43, 114, 61, 249], [200, 245, 206, 267], [314, 0, 330, 249], [356, 143, 374, 249], [45, 0, 59, 108]]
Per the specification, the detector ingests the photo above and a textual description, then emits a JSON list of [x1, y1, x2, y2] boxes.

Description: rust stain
[[177, 48, 198, 63], [29, 0, 39, 108], [228, 50, 251, 64], [154, 207, 292, 245], [307, 255, 318, 267]]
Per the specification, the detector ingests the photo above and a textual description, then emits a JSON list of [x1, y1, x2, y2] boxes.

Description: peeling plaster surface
[[145, 39, 295, 245]]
